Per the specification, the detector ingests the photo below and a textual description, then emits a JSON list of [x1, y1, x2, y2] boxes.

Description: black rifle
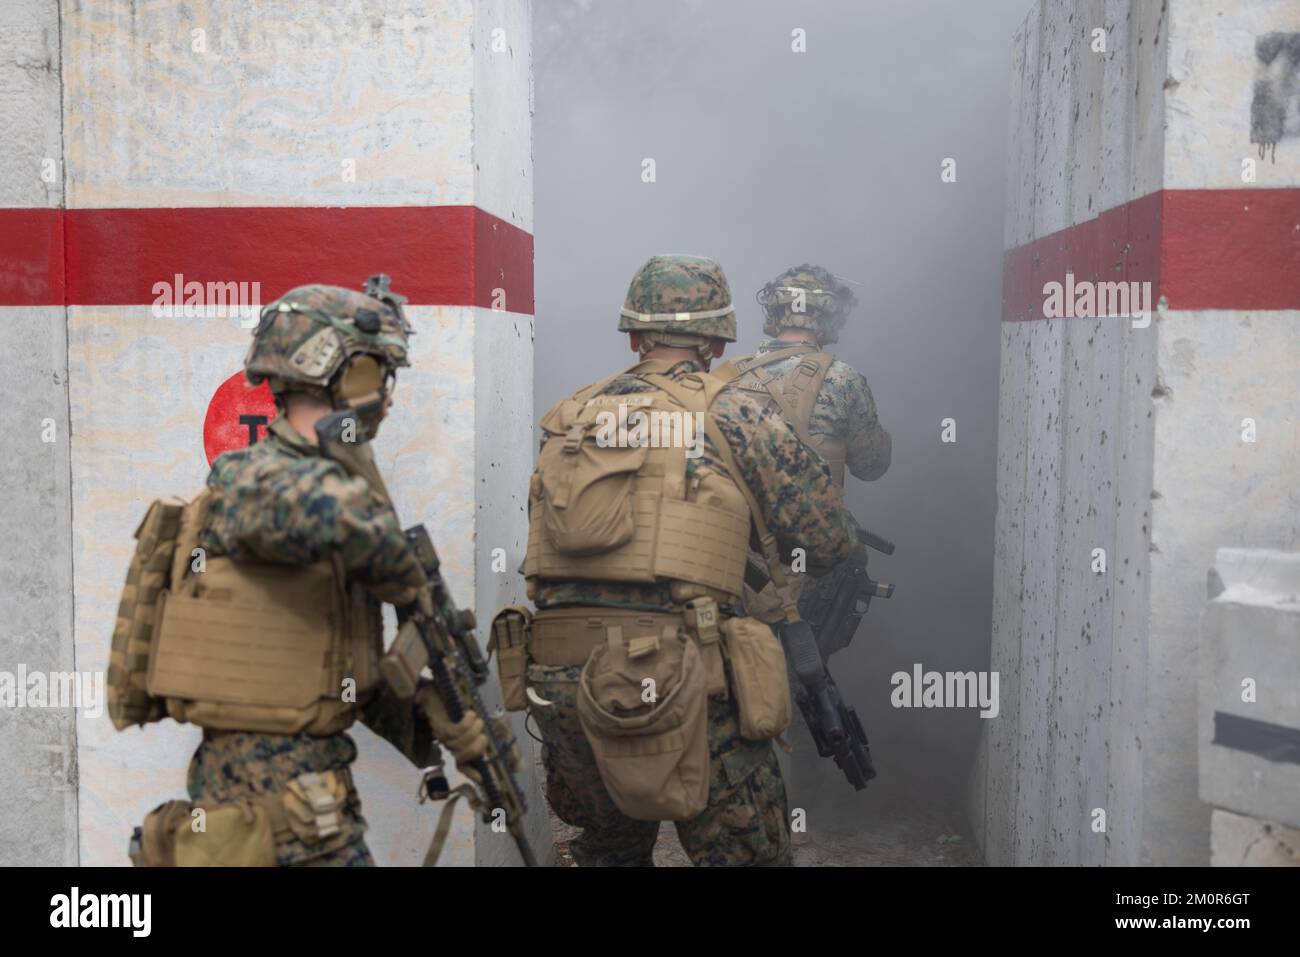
[[315, 410, 536, 867], [744, 527, 895, 791], [395, 525, 537, 868]]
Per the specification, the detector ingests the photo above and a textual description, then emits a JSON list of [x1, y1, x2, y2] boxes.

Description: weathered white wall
[[1144, 0, 1300, 867], [979, 0, 1299, 867], [0, 0, 537, 867], [466, 0, 547, 866], [0, 0, 76, 867], [977, 0, 1166, 867]]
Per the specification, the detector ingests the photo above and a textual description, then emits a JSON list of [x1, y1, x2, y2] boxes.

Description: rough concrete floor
[[547, 794, 983, 867]]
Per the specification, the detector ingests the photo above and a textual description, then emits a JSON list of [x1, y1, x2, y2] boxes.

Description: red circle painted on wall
[[202, 371, 278, 466]]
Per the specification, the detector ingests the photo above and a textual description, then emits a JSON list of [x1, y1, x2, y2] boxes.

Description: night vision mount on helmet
[[756, 264, 858, 345], [244, 274, 413, 439]]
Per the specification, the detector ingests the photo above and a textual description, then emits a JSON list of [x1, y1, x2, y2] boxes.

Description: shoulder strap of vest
[[647, 373, 798, 622], [713, 344, 813, 384], [780, 351, 836, 442]]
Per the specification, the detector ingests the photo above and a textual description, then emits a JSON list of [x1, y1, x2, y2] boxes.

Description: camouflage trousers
[[186, 729, 373, 867], [528, 662, 792, 867]]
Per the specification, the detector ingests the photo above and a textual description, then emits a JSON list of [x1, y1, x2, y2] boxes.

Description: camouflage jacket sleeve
[[825, 360, 891, 481], [710, 388, 857, 573], [360, 680, 438, 768], [202, 451, 425, 600]]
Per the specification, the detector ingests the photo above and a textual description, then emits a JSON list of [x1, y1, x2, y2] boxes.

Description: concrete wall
[[1, 0, 540, 866], [977, 0, 1299, 866], [0, 0, 77, 867], [978, 0, 1166, 867], [468, 0, 550, 866], [1146, 0, 1300, 866]]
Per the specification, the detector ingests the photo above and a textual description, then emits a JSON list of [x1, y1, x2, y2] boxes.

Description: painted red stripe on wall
[[1003, 188, 1300, 321], [1162, 189, 1300, 312], [0, 208, 65, 305], [0, 205, 534, 313]]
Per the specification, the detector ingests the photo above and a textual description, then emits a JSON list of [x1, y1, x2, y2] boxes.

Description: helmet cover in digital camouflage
[[618, 254, 738, 344], [756, 263, 858, 345]]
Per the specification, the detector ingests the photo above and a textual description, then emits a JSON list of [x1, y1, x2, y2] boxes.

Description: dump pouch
[[576, 621, 709, 821], [720, 616, 792, 740], [489, 605, 532, 712], [107, 497, 186, 730]]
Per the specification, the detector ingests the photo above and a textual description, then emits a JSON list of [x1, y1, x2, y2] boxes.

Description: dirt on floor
[[548, 795, 984, 867]]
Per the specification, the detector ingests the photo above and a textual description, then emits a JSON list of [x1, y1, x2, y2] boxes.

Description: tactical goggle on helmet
[[244, 274, 413, 437]]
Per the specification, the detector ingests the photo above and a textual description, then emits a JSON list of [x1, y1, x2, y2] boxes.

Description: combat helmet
[[618, 255, 738, 353], [245, 274, 413, 437], [756, 264, 858, 345]]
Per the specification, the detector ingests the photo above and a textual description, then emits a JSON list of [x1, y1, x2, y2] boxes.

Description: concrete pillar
[[0, 0, 76, 867], [975, 0, 1300, 866], [2, 0, 543, 866]]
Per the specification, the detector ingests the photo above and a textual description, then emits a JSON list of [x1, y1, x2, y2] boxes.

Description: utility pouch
[[175, 802, 277, 866], [684, 597, 727, 697], [281, 770, 348, 845], [131, 798, 277, 867], [536, 400, 649, 556], [489, 605, 532, 711], [128, 800, 193, 867], [576, 621, 709, 821], [720, 616, 792, 741]]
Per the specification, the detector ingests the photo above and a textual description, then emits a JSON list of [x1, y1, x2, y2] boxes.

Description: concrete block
[[1211, 808, 1300, 867], [1199, 548, 1300, 831]]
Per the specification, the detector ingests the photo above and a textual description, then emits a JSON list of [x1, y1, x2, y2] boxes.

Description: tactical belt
[[530, 604, 728, 697], [531, 608, 686, 666]]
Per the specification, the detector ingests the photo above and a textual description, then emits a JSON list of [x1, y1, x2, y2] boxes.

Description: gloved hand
[[417, 688, 488, 770]]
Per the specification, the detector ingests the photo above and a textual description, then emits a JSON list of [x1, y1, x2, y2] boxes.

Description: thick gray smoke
[[533, 0, 1032, 846]]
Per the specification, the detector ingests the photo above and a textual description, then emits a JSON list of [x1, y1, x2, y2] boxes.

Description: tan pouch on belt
[[577, 622, 709, 821], [132, 799, 277, 867], [175, 803, 277, 866], [489, 605, 532, 712], [281, 770, 349, 845], [129, 800, 193, 867], [721, 617, 792, 740]]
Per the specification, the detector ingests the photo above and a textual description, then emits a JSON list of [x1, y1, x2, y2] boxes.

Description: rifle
[[744, 527, 895, 791], [315, 409, 537, 867]]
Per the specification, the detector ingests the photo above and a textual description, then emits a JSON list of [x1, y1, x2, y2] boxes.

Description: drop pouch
[[576, 624, 709, 821]]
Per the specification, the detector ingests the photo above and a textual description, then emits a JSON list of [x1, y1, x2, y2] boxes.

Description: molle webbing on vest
[[148, 554, 375, 736], [525, 365, 751, 599]]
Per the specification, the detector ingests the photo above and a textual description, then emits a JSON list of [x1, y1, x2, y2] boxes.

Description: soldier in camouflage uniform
[[727, 264, 890, 486], [141, 278, 489, 867], [722, 265, 892, 836], [520, 255, 864, 867]]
